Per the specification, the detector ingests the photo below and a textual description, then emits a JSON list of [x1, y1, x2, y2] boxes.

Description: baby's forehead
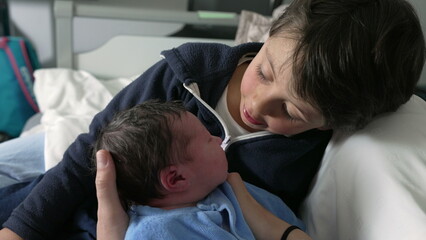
[[169, 111, 199, 138], [168, 112, 199, 157]]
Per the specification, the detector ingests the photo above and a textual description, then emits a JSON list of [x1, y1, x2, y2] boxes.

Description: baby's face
[[173, 112, 228, 199]]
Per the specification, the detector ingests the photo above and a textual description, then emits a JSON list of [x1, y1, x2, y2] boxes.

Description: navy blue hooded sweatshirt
[[2, 42, 331, 239]]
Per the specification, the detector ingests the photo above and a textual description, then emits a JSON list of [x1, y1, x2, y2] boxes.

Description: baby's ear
[[160, 165, 189, 192]]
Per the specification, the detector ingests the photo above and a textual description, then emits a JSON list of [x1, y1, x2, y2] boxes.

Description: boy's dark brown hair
[[270, 0, 425, 131], [93, 100, 188, 206]]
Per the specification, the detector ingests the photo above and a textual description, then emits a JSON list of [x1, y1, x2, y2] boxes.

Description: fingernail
[[96, 151, 108, 169]]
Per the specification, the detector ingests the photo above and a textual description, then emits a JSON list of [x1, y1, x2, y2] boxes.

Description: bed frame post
[[54, 0, 74, 69]]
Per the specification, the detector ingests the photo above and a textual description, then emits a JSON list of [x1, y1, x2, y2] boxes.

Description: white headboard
[[53, 0, 238, 79], [75, 35, 234, 79]]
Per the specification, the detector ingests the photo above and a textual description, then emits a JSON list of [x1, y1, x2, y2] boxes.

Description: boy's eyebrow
[[296, 103, 324, 125], [294, 105, 311, 123]]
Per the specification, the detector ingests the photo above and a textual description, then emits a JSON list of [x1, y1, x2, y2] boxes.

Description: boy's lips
[[243, 109, 263, 125]]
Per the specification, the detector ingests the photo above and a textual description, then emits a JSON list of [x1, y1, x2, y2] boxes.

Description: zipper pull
[[221, 135, 231, 150]]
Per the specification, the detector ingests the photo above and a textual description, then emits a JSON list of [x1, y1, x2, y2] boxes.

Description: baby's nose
[[214, 136, 223, 144]]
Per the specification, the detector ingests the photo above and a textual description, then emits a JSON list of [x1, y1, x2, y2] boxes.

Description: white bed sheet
[[301, 95, 426, 240], [33, 68, 133, 170]]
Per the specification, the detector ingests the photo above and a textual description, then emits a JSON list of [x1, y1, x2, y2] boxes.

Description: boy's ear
[[160, 165, 189, 192]]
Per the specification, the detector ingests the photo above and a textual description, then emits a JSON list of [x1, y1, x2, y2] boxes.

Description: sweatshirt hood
[[161, 42, 263, 86]]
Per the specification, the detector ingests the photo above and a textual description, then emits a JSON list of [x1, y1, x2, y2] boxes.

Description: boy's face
[[239, 37, 327, 136], [173, 112, 228, 199]]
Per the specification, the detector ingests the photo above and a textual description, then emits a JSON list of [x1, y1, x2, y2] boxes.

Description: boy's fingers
[[227, 172, 244, 189], [95, 150, 118, 201], [95, 150, 129, 240]]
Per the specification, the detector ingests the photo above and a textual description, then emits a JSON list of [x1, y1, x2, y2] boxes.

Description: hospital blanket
[[125, 181, 305, 240]]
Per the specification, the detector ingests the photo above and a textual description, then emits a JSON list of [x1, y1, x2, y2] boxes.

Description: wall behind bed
[[6, 0, 198, 67], [6, 0, 274, 67], [6, 0, 426, 87]]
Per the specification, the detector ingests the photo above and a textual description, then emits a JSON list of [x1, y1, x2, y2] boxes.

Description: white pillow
[[301, 95, 426, 240], [235, 5, 288, 44]]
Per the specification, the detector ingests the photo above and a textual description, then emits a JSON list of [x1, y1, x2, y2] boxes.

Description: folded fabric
[[33, 69, 133, 170], [126, 181, 305, 240]]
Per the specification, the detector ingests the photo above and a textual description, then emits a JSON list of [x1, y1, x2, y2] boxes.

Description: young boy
[[93, 100, 305, 239]]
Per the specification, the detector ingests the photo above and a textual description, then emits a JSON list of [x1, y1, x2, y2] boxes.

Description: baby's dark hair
[[270, 0, 425, 131], [93, 100, 188, 206]]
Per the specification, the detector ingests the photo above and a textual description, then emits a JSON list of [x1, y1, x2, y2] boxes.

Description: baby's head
[[94, 100, 228, 207], [270, 0, 425, 131]]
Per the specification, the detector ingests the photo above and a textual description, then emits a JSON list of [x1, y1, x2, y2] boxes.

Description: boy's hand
[[227, 172, 311, 240], [0, 228, 23, 240], [227, 172, 251, 199], [96, 150, 129, 240]]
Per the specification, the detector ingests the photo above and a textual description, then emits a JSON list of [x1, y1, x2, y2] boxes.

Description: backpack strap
[[19, 39, 35, 77], [1, 37, 39, 112]]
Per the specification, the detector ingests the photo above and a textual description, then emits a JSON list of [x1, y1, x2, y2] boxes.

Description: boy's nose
[[252, 92, 277, 116]]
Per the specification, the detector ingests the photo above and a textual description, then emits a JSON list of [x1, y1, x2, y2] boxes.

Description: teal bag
[[0, 36, 40, 138]]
